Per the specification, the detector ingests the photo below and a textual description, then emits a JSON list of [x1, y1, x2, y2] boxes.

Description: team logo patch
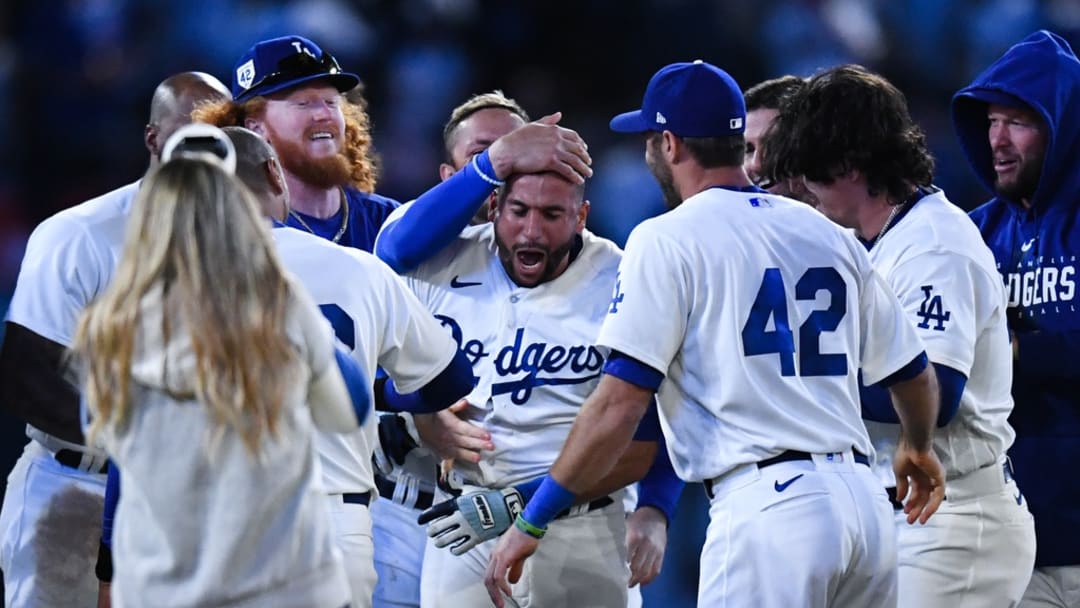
[[236, 59, 256, 90], [472, 495, 496, 530], [916, 285, 951, 331], [609, 273, 625, 314]]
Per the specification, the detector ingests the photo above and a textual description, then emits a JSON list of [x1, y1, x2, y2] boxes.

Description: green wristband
[[514, 514, 547, 539]]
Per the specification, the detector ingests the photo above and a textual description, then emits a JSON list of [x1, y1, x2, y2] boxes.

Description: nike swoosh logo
[[774, 474, 804, 492], [1020, 238, 1035, 252], [450, 276, 482, 288]]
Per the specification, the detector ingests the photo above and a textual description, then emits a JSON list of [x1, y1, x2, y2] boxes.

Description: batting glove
[[418, 487, 524, 556]]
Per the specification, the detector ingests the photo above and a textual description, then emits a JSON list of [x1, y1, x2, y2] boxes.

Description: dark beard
[[268, 129, 352, 189], [494, 230, 576, 287], [646, 138, 682, 209], [995, 157, 1043, 204]]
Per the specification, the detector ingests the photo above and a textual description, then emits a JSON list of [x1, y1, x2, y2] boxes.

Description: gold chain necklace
[[290, 189, 349, 243]]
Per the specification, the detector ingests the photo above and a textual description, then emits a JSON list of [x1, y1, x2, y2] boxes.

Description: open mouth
[[515, 249, 545, 271], [993, 158, 1018, 174]]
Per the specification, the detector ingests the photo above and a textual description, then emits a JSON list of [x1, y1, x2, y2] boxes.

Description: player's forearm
[[374, 151, 498, 273], [887, 364, 940, 452], [550, 375, 654, 494]]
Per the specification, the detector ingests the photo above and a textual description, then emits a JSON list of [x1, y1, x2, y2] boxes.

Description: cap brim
[[609, 110, 650, 133], [237, 72, 361, 102]]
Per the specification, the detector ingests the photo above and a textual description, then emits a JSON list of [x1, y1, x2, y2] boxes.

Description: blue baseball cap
[[610, 60, 746, 137], [232, 35, 360, 102]]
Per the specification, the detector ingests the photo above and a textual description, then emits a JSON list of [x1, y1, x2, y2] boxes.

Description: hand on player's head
[[487, 112, 593, 185]]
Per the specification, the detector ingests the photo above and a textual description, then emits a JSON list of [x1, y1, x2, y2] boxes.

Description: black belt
[[706, 450, 870, 499], [342, 491, 373, 506], [555, 496, 615, 520], [885, 486, 905, 511], [375, 475, 435, 510], [54, 449, 108, 474]]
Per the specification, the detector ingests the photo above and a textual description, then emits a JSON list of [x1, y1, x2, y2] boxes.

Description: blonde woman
[[74, 156, 365, 608]]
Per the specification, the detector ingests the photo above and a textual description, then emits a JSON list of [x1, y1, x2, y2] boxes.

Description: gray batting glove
[[417, 487, 524, 556]]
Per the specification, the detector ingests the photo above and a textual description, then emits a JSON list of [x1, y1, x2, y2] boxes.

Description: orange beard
[[266, 124, 352, 189]]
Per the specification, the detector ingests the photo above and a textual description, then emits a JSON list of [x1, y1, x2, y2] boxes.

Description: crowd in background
[[1, 1, 1079, 604]]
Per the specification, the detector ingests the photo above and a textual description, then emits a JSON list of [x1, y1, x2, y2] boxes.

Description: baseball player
[[367, 90, 530, 608], [0, 72, 230, 607], [484, 60, 947, 608], [771, 63, 1035, 607], [75, 144, 370, 608], [91, 124, 471, 608], [228, 125, 475, 608], [952, 30, 1080, 606], [742, 75, 817, 206], [373, 91, 681, 607], [378, 152, 670, 607], [194, 34, 399, 250]]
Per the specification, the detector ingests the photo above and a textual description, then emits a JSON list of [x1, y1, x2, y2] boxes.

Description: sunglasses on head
[[248, 49, 343, 95]]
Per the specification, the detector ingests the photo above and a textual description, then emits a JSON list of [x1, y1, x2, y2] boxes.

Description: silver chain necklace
[[869, 202, 905, 249], [290, 189, 349, 243]]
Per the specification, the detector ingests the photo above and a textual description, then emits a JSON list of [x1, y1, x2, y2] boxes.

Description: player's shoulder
[[574, 229, 623, 278], [890, 190, 997, 268], [275, 225, 380, 268], [346, 187, 401, 213], [27, 181, 139, 251]]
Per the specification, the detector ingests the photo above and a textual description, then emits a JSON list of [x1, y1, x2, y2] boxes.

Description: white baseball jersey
[[865, 190, 1016, 484], [1, 181, 137, 606], [597, 187, 926, 483], [396, 222, 622, 488], [272, 226, 458, 494], [6, 182, 139, 350]]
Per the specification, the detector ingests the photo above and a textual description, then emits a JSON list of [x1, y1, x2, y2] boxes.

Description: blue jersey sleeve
[[860, 361, 965, 427], [96, 461, 120, 582], [379, 349, 474, 414], [636, 435, 684, 525], [375, 150, 500, 273]]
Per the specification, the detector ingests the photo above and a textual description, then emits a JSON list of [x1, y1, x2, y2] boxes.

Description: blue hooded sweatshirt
[[953, 30, 1080, 567]]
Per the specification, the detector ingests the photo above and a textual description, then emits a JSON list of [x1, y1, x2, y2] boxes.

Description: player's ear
[[144, 124, 159, 158], [266, 157, 287, 197], [439, 163, 456, 182], [661, 131, 680, 163], [576, 200, 590, 232]]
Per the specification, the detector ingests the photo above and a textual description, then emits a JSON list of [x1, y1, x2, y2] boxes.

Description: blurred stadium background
[[0, 1, 1077, 604]]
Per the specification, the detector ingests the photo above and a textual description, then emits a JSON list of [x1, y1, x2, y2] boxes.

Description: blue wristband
[[514, 476, 544, 502], [520, 476, 576, 529]]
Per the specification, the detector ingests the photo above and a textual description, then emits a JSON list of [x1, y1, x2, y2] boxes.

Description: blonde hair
[[74, 159, 299, 456], [193, 94, 379, 192], [442, 90, 530, 161]]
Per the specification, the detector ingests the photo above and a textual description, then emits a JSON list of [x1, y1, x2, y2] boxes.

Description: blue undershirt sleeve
[[375, 150, 500, 273], [382, 349, 475, 414], [860, 357, 965, 427], [602, 350, 664, 392], [636, 435, 684, 525]]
